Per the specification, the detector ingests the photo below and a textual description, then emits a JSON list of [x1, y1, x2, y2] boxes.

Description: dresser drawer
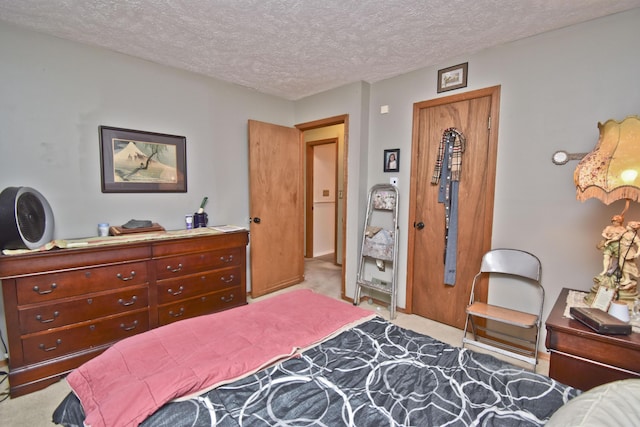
[[1, 230, 248, 398], [156, 266, 241, 304], [21, 310, 149, 364], [158, 287, 242, 325], [154, 248, 242, 279], [19, 284, 149, 334], [16, 261, 148, 305], [152, 231, 248, 257]]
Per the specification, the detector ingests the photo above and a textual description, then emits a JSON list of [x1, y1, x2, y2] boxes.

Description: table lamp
[[574, 115, 640, 306]]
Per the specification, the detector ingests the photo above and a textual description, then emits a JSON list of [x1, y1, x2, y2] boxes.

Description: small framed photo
[[437, 62, 468, 93], [591, 285, 615, 311], [99, 126, 187, 193], [384, 149, 400, 172]]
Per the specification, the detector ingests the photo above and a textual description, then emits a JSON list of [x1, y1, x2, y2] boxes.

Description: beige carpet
[[0, 256, 549, 425]]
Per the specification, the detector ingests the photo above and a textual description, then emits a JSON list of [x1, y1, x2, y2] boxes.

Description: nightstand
[[545, 288, 640, 390]]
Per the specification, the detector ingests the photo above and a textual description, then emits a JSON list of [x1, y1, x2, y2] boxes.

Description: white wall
[[366, 9, 640, 346], [0, 22, 294, 239]]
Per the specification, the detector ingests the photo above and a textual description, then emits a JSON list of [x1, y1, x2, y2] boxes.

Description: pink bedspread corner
[[67, 289, 372, 427]]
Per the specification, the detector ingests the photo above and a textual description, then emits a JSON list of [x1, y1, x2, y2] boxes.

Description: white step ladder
[[354, 184, 399, 319]]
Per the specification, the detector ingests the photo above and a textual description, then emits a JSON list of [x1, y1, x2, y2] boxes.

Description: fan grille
[[17, 192, 47, 244]]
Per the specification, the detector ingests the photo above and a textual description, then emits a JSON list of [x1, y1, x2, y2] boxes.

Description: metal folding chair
[[462, 248, 544, 371]]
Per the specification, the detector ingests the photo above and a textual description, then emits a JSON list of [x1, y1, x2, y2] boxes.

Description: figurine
[[618, 221, 640, 289], [597, 215, 625, 276], [586, 217, 640, 307]]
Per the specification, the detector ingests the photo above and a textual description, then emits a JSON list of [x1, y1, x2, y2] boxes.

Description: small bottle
[[185, 214, 194, 229], [98, 223, 109, 237]]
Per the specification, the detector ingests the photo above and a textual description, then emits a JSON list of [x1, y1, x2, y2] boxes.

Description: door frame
[[305, 137, 339, 261], [296, 115, 349, 298], [405, 86, 501, 314]]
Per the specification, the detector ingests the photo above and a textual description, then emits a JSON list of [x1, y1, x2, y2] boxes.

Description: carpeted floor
[[0, 256, 549, 425]]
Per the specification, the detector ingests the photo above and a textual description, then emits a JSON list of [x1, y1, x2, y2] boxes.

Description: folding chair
[[462, 248, 544, 371]]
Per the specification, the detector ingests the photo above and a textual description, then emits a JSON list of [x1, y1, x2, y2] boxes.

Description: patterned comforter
[[54, 317, 579, 426]]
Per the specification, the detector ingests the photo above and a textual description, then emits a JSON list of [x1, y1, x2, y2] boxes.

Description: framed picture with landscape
[[99, 126, 187, 193], [437, 62, 468, 93]]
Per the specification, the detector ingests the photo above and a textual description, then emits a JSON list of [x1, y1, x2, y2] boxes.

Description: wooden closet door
[[407, 86, 500, 328]]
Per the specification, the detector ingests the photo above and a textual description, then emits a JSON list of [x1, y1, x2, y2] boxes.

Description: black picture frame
[[437, 62, 468, 93], [384, 149, 400, 172], [99, 126, 187, 193]]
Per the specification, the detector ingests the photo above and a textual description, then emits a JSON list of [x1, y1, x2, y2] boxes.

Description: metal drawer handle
[[33, 283, 57, 295], [169, 307, 185, 317], [220, 275, 235, 283], [39, 339, 62, 352], [120, 320, 139, 331], [168, 286, 184, 296], [118, 296, 138, 306], [166, 263, 183, 273], [220, 255, 234, 263], [116, 271, 136, 281], [221, 294, 235, 303], [36, 311, 60, 323]]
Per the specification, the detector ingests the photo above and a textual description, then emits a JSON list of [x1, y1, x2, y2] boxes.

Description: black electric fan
[[0, 186, 54, 250]]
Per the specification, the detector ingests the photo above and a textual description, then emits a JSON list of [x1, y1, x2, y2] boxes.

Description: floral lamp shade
[[574, 116, 640, 205]]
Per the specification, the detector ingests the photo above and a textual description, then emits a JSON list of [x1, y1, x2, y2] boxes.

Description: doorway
[[297, 116, 348, 298], [305, 138, 338, 264], [406, 86, 501, 329]]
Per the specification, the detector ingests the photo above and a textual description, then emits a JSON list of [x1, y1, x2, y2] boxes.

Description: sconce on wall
[[551, 150, 588, 165]]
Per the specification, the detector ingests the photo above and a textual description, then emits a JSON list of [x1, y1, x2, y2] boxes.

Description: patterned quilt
[[54, 317, 579, 426]]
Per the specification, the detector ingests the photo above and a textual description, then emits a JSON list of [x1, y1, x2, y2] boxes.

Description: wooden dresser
[[545, 287, 640, 391], [0, 230, 248, 397]]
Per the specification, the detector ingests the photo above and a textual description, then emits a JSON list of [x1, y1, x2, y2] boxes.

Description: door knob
[[414, 221, 425, 230], [252, 217, 261, 224]]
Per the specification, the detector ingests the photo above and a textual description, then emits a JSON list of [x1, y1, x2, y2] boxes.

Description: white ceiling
[[1, 1, 639, 100]]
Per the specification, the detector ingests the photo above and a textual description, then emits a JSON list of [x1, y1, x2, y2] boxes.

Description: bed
[[52, 289, 579, 426]]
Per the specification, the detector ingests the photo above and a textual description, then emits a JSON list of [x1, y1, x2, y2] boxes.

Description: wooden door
[[407, 86, 500, 328], [248, 120, 304, 298]]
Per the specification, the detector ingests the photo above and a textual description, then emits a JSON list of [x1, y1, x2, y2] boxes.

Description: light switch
[[390, 177, 398, 186]]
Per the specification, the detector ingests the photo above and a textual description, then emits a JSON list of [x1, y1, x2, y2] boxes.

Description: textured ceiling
[[1, 1, 639, 100]]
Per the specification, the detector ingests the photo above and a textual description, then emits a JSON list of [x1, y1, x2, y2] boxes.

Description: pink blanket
[[67, 290, 373, 427]]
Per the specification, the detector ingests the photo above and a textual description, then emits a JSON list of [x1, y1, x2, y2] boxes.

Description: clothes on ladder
[[431, 127, 466, 286], [354, 184, 399, 319]]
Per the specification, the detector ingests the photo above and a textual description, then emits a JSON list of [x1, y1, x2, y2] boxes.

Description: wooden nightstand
[[545, 288, 640, 391]]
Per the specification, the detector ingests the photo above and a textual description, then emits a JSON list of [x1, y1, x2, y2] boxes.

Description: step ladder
[[354, 184, 399, 319]]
